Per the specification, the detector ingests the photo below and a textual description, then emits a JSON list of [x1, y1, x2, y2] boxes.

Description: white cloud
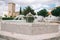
[[43, 5, 49, 8], [31, 4, 42, 9], [0, 0, 60, 16], [55, 2, 60, 7], [31, 3, 50, 12], [0, 1, 5, 16], [15, 4, 20, 12]]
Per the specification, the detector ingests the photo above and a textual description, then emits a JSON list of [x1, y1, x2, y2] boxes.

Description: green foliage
[[19, 7, 22, 15], [2, 17, 14, 20], [3, 14, 14, 20], [51, 7, 60, 16], [22, 6, 36, 15], [37, 9, 48, 17]]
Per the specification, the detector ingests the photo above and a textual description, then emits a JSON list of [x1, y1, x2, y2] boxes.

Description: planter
[[26, 17, 34, 23]]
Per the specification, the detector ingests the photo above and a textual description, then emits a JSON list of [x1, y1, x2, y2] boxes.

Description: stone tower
[[8, 3, 15, 17]]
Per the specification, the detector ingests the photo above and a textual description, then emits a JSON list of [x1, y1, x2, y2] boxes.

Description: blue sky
[[0, 0, 60, 16]]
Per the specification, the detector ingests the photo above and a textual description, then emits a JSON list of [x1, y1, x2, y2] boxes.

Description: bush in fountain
[[26, 17, 34, 22], [26, 12, 34, 22]]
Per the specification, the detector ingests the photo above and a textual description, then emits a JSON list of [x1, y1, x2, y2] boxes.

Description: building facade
[[8, 3, 19, 17]]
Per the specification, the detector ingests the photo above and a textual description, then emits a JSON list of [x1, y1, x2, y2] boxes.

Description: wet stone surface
[[0, 35, 18, 40], [0, 35, 60, 40]]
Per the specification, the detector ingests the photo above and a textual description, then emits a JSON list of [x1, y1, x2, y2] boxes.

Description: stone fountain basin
[[0, 31, 60, 40], [1, 21, 59, 35]]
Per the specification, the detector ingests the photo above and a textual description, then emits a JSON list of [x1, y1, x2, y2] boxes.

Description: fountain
[[0, 13, 60, 40]]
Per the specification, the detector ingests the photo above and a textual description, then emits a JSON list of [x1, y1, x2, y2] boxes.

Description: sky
[[0, 0, 60, 16]]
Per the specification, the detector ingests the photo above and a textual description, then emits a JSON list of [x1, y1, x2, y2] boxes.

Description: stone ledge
[[0, 31, 60, 40]]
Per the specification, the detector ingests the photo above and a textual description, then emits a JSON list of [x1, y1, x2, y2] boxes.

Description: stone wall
[[32, 23, 59, 35], [0, 22, 1, 31], [0, 35, 60, 40], [1, 21, 59, 35], [0, 35, 18, 40], [44, 36, 60, 40]]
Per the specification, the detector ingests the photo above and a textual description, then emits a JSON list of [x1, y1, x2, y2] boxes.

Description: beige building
[[8, 3, 19, 17]]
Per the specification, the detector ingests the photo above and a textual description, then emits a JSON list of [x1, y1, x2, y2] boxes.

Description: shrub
[[2, 17, 14, 20]]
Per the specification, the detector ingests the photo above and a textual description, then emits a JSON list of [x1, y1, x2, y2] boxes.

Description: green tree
[[51, 7, 60, 17], [22, 6, 36, 15], [19, 7, 22, 15], [37, 9, 48, 17]]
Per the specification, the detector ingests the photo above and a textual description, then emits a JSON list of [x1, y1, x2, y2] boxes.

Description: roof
[[8, 2, 15, 5]]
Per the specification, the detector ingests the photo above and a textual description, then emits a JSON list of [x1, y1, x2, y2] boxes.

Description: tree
[[19, 7, 22, 15], [22, 6, 36, 15], [37, 9, 48, 17], [51, 7, 60, 17]]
